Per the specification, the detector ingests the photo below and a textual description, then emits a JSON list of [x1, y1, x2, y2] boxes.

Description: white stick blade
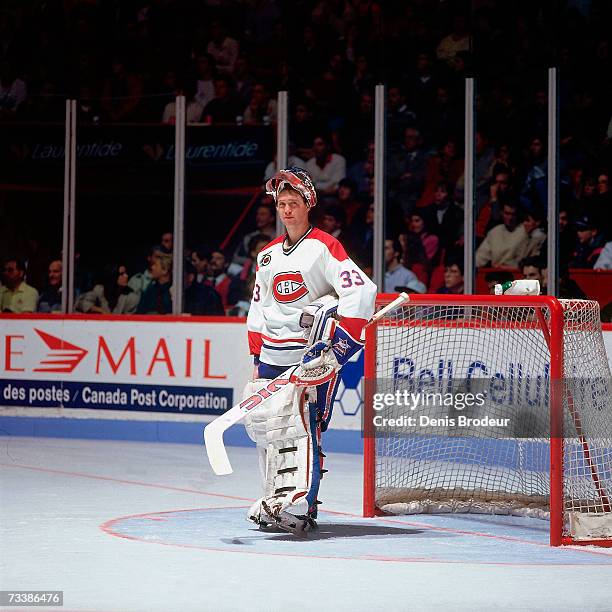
[[204, 419, 233, 475]]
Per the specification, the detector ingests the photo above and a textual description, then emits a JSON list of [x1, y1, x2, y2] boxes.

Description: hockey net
[[363, 294, 612, 546]]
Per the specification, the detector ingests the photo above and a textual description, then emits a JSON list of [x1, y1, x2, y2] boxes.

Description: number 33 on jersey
[[247, 227, 377, 367]]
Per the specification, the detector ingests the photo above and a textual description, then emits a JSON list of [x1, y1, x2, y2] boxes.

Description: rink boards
[[0, 315, 611, 450]]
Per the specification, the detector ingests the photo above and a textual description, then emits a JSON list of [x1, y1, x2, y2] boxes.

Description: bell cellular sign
[[0, 316, 252, 416]]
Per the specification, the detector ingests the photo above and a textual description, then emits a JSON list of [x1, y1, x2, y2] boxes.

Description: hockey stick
[[204, 292, 410, 476], [204, 367, 297, 475], [361, 292, 410, 339]]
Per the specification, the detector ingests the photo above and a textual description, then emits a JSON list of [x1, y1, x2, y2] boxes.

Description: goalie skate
[[260, 500, 318, 537]]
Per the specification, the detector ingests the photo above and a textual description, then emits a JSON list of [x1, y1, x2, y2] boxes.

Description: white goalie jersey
[[247, 227, 377, 367]]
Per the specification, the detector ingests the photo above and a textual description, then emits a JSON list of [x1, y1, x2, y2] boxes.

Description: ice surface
[[1, 437, 611, 612]]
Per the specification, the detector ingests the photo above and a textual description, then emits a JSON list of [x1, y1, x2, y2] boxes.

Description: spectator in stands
[[455, 130, 495, 210], [232, 199, 276, 268], [0, 257, 38, 313], [348, 140, 375, 198], [101, 56, 144, 122], [183, 260, 224, 316], [421, 84, 462, 147], [75, 264, 139, 314], [597, 172, 611, 236], [243, 82, 277, 124], [202, 75, 241, 124], [561, 162, 586, 212], [206, 20, 239, 76], [490, 94, 522, 150], [437, 258, 464, 295], [339, 91, 375, 164], [272, 57, 298, 96], [558, 208, 576, 269], [476, 202, 542, 269], [208, 250, 231, 310], [37, 259, 62, 313], [594, 242, 612, 269], [263, 145, 305, 182], [233, 54, 255, 106], [436, 14, 471, 68], [520, 135, 548, 212], [305, 134, 347, 196], [475, 170, 513, 242], [290, 99, 323, 161], [160, 232, 173, 254], [387, 84, 417, 145], [295, 24, 326, 80], [410, 51, 438, 119], [228, 233, 269, 310], [417, 138, 463, 207], [558, 264, 587, 299], [129, 246, 162, 297], [319, 204, 348, 242], [350, 54, 375, 98], [389, 126, 427, 215], [520, 208, 547, 260], [520, 256, 545, 288], [191, 246, 212, 284], [194, 53, 217, 109], [384, 239, 426, 294], [423, 181, 463, 255], [137, 253, 172, 314], [491, 143, 518, 179], [308, 51, 351, 118], [406, 210, 439, 265], [569, 215, 606, 268], [162, 80, 203, 124], [336, 178, 361, 225], [524, 89, 548, 139], [346, 201, 374, 273], [227, 276, 256, 317]]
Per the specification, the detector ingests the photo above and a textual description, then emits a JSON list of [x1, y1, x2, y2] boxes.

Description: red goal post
[[363, 293, 612, 547]]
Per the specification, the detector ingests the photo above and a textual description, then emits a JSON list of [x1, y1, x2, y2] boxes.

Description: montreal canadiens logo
[[272, 271, 309, 303]]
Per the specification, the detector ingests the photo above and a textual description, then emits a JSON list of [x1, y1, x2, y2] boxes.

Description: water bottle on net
[[494, 279, 541, 296]]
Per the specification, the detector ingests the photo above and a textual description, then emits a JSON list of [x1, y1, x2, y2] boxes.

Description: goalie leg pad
[[243, 378, 274, 447], [246, 382, 327, 529]]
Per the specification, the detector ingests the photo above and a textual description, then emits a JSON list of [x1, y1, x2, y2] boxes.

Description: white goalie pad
[[246, 382, 316, 527], [243, 378, 280, 446]]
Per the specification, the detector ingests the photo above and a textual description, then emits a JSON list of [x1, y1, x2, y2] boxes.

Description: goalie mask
[[265, 167, 317, 209]]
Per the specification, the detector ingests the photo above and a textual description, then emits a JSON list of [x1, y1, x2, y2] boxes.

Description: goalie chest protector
[[247, 227, 376, 367]]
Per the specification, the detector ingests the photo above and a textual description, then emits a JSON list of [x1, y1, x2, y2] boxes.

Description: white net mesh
[[368, 298, 612, 541]]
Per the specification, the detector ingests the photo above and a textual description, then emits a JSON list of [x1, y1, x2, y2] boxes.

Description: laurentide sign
[[0, 316, 252, 416]]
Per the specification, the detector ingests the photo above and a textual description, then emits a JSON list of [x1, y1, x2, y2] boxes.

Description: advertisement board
[[0, 316, 251, 420], [1, 317, 610, 434]]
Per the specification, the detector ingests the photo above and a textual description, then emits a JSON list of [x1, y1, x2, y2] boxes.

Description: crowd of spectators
[[0, 218, 273, 315], [0, 0, 611, 310]]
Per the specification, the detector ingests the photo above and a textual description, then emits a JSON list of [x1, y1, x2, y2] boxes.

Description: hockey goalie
[[243, 167, 377, 534]]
